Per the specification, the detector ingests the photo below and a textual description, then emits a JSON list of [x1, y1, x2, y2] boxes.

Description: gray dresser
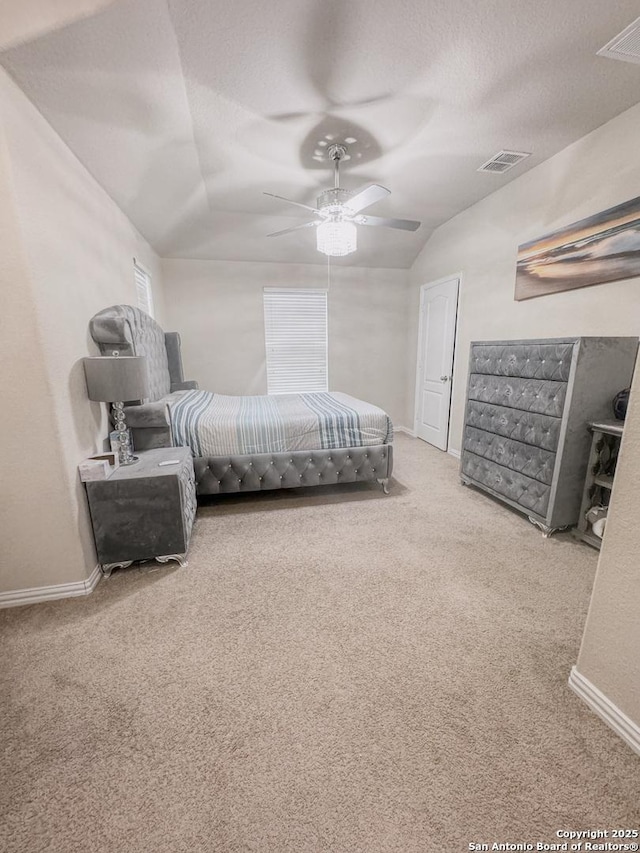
[[460, 337, 637, 535]]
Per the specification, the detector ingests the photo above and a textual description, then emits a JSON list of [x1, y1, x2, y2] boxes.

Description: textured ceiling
[[2, 0, 640, 268], [0, 0, 118, 52]]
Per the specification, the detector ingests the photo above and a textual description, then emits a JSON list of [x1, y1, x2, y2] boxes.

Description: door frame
[[413, 273, 461, 452]]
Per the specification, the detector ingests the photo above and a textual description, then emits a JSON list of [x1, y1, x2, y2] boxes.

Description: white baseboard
[[569, 666, 640, 757], [395, 428, 460, 455], [395, 425, 417, 438], [0, 563, 102, 609]]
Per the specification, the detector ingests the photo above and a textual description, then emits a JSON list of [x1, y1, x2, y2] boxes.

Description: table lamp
[[83, 352, 149, 465]]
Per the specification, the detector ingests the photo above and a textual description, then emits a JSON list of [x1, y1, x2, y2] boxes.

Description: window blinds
[[134, 260, 154, 318], [263, 288, 328, 394]]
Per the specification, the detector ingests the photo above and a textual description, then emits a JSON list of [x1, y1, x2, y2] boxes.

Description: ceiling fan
[[264, 144, 421, 257]]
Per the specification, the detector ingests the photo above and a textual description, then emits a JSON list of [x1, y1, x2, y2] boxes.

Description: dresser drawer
[[470, 343, 574, 381], [461, 451, 550, 517], [463, 427, 556, 485], [468, 374, 567, 418], [465, 401, 561, 452]]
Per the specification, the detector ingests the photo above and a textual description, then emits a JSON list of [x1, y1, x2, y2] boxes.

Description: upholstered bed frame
[[89, 305, 393, 496]]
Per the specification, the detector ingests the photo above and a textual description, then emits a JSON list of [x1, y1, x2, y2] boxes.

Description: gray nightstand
[[84, 447, 196, 577]]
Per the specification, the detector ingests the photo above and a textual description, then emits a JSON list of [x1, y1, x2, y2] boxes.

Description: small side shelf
[[593, 474, 614, 490], [573, 420, 624, 550]]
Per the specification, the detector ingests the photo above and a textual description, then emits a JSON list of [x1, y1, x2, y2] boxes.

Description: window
[[134, 260, 154, 318], [263, 288, 328, 394]]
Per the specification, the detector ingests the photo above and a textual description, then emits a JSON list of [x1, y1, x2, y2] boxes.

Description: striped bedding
[[168, 390, 393, 456]]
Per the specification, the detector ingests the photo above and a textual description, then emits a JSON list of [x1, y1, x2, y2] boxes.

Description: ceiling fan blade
[[263, 192, 319, 216], [355, 214, 421, 232], [342, 184, 390, 214], [267, 221, 320, 238]]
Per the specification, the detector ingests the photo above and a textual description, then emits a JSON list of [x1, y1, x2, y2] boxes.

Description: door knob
[[440, 375, 450, 382]]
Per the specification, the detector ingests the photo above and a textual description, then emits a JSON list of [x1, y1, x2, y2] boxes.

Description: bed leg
[[376, 478, 390, 495]]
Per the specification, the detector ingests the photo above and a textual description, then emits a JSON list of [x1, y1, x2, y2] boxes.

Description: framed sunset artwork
[[515, 195, 640, 301]]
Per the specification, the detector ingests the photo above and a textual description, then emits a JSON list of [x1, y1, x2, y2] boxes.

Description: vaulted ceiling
[[2, 0, 640, 268]]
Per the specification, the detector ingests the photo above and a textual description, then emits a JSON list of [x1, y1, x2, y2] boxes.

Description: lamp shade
[[316, 220, 357, 257], [83, 356, 149, 402]]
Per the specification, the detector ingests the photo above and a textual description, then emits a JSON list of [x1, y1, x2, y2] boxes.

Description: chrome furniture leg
[[376, 478, 390, 495], [156, 553, 188, 568], [101, 560, 133, 578], [528, 516, 567, 538]]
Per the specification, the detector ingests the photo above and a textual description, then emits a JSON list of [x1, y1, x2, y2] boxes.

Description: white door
[[414, 277, 459, 450]]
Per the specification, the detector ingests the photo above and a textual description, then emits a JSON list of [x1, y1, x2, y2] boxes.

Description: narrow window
[[263, 288, 328, 394], [134, 260, 154, 318]]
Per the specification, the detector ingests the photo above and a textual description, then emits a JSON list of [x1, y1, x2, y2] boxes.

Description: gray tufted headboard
[[89, 305, 195, 402]]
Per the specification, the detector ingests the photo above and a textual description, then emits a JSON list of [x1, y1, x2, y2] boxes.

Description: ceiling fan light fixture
[[316, 220, 357, 257], [265, 142, 420, 254]]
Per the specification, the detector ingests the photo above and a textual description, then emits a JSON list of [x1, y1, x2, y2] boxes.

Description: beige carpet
[[1, 434, 639, 853]]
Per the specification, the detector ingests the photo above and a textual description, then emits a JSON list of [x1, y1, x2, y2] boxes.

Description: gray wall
[[162, 259, 411, 427], [0, 67, 164, 594], [576, 352, 640, 726]]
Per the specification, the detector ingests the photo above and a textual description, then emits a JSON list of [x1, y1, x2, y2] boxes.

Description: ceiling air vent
[[477, 150, 531, 175], [598, 17, 640, 64]]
